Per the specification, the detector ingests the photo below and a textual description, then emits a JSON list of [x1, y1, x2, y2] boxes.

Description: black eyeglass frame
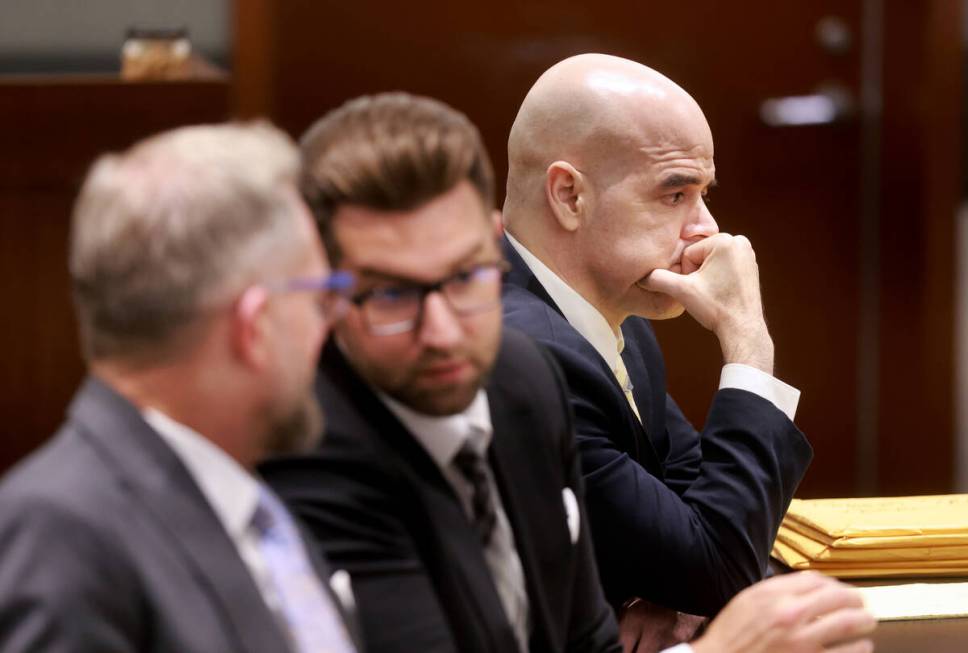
[[349, 260, 510, 336]]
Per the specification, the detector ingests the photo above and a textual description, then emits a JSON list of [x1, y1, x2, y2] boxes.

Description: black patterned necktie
[[453, 442, 497, 545]]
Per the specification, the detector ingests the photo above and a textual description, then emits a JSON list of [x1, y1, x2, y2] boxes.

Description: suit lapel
[[505, 236, 662, 473], [70, 377, 293, 653], [486, 379, 558, 652], [620, 330, 654, 430], [320, 345, 519, 652], [503, 235, 564, 321], [619, 327, 663, 475]]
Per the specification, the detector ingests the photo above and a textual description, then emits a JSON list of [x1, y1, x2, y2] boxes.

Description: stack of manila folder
[[773, 495, 968, 578], [772, 495, 968, 620]]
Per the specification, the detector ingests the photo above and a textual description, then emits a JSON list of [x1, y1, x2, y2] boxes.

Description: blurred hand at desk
[[691, 572, 876, 653]]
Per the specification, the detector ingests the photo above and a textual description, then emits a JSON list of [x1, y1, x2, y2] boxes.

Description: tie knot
[[453, 441, 487, 480], [252, 487, 292, 541]]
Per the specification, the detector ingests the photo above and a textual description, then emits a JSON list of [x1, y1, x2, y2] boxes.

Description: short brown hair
[[70, 122, 301, 362], [300, 92, 495, 262]]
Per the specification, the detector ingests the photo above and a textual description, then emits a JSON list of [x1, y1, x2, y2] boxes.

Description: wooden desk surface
[[872, 617, 968, 653]]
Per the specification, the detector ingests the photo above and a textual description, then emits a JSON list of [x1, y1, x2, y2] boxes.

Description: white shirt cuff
[[719, 363, 800, 420], [659, 644, 694, 653]]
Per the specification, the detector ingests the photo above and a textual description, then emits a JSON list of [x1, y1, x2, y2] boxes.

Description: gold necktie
[[614, 336, 641, 423]]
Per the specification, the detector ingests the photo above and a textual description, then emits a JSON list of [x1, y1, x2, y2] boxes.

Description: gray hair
[[69, 121, 301, 362]]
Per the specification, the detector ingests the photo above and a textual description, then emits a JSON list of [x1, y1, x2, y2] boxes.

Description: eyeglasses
[[351, 261, 508, 336], [265, 270, 356, 324]]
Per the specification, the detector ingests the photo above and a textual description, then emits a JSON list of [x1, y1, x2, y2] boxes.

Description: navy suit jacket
[[0, 377, 360, 653], [501, 237, 813, 616], [261, 329, 620, 653]]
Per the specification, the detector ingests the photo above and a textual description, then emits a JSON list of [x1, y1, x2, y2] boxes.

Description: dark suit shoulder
[[502, 286, 604, 360], [0, 427, 145, 652], [0, 424, 130, 529], [487, 327, 576, 451], [492, 325, 569, 392], [501, 290, 621, 395]]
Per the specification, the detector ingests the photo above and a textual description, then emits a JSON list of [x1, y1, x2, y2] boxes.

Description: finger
[[733, 234, 756, 262], [797, 584, 866, 625], [798, 606, 876, 648], [639, 268, 690, 298], [680, 235, 720, 268], [773, 583, 865, 631], [618, 613, 642, 653], [618, 629, 639, 653], [672, 613, 706, 642]]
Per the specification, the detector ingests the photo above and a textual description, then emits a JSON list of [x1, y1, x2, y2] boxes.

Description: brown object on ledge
[[121, 27, 224, 81]]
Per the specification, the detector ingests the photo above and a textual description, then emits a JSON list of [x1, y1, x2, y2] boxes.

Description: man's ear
[[491, 209, 504, 238], [545, 161, 585, 232], [232, 285, 271, 371]]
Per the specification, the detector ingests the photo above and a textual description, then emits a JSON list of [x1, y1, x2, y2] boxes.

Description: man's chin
[[395, 380, 482, 417], [631, 289, 685, 321], [647, 302, 686, 320]]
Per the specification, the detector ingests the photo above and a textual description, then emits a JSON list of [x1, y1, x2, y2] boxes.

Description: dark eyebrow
[[658, 174, 718, 190]]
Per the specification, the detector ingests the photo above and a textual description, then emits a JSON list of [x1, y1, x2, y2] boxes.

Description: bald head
[[504, 54, 709, 231], [503, 54, 718, 327]]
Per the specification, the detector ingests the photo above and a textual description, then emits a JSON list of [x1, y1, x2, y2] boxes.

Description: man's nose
[[417, 291, 463, 349], [682, 200, 719, 241]]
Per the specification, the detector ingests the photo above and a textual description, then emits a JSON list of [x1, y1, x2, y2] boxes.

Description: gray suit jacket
[[0, 376, 359, 653]]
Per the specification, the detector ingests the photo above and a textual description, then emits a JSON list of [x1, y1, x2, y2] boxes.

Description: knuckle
[[770, 601, 803, 630]]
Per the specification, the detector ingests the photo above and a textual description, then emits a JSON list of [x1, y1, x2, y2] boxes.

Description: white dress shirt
[[505, 232, 800, 419], [379, 390, 531, 652], [143, 408, 285, 616]]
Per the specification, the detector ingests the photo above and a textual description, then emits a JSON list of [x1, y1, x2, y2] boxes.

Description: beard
[[389, 367, 490, 416], [263, 390, 325, 456]]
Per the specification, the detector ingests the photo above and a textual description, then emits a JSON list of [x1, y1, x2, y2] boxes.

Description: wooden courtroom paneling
[[0, 77, 230, 473], [235, 0, 962, 497], [874, 1, 962, 495]]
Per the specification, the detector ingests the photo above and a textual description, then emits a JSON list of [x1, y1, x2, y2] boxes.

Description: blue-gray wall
[[0, 0, 229, 73]]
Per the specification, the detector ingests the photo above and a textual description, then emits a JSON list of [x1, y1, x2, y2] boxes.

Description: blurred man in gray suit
[[0, 123, 360, 653]]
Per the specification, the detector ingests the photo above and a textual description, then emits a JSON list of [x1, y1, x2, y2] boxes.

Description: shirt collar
[[506, 231, 622, 366], [379, 389, 493, 468], [143, 407, 260, 540]]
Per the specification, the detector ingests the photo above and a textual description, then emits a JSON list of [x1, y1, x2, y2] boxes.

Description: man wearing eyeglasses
[[261, 93, 875, 653], [0, 123, 360, 653], [259, 93, 621, 653]]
